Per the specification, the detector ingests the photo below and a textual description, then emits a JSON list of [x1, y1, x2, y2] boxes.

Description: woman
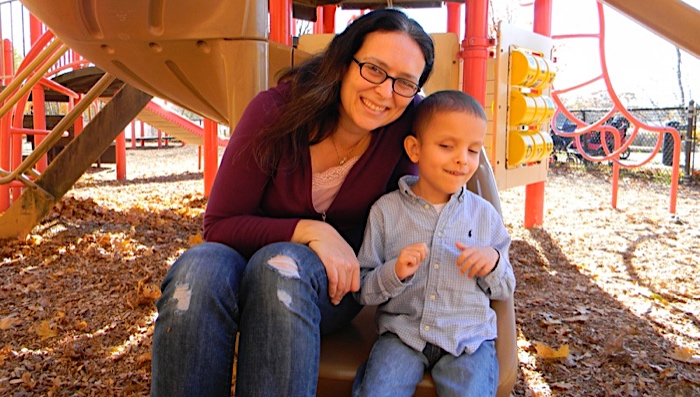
[[151, 9, 434, 397]]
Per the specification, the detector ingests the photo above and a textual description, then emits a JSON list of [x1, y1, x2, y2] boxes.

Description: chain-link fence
[[551, 104, 698, 185]]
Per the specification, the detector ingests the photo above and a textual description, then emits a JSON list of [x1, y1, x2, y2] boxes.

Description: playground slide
[[136, 101, 229, 147], [599, 0, 700, 59]]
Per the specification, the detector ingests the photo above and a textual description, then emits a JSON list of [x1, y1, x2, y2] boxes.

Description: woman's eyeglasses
[[352, 58, 420, 98]]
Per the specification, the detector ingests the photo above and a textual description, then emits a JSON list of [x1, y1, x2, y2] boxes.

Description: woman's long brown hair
[[252, 9, 435, 174]]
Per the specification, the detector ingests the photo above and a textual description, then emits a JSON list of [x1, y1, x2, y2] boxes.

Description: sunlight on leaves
[[562, 314, 589, 323], [73, 320, 88, 331], [535, 342, 570, 359], [669, 346, 700, 364], [35, 321, 58, 340], [649, 292, 669, 305], [0, 316, 20, 330], [188, 232, 203, 246], [142, 284, 162, 301]]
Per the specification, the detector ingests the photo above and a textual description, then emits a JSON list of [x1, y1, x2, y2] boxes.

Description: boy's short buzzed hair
[[413, 90, 487, 138]]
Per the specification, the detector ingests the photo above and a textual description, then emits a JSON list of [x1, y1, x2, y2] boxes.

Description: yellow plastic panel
[[509, 90, 535, 126], [509, 92, 555, 127], [533, 57, 556, 90], [509, 49, 538, 87], [507, 130, 535, 167], [528, 131, 545, 161], [539, 131, 554, 160], [540, 96, 556, 121]]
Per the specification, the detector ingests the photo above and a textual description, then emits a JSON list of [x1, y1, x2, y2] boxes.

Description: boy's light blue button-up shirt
[[356, 175, 516, 356]]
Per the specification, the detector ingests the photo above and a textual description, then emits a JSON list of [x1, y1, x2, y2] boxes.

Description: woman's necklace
[[331, 134, 369, 166]]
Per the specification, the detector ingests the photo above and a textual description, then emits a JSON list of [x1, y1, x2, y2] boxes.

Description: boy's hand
[[455, 242, 498, 278], [395, 243, 428, 281]]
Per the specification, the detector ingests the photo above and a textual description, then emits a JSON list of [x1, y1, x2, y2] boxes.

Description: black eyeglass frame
[[351, 58, 420, 98]]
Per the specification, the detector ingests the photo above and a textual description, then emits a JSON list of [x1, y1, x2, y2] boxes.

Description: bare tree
[[675, 47, 685, 108]]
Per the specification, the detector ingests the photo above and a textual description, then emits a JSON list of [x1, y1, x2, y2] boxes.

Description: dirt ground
[[1, 144, 698, 396]]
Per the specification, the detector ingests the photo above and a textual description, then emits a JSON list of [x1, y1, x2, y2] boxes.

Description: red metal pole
[[322, 5, 336, 33], [116, 130, 126, 180], [314, 7, 324, 34], [270, 0, 292, 45], [131, 120, 138, 149], [203, 119, 218, 197], [29, 15, 48, 171], [32, 87, 48, 171], [30, 15, 42, 45], [524, 0, 553, 228], [462, 0, 489, 107], [0, 39, 13, 210], [447, 3, 462, 37], [533, 0, 553, 36], [0, 114, 10, 211], [1, 39, 13, 85], [72, 96, 83, 137]]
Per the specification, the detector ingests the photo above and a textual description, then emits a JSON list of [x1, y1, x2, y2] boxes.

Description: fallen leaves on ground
[[0, 146, 698, 396]]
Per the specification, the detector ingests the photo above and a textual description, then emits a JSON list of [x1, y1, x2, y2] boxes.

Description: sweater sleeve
[[355, 197, 411, 305], [202, 85, 300, 258], [476, 207, 516, 300]]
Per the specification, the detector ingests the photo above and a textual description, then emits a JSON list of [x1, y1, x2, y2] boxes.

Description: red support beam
[[533, 0, 553, 36], [29, 15, 42, 45], [322, 5, 336, 33], [29, 15, 48, 172], [462, 0, 489, 107], [203, 119, 218, 197], [72, 96, 84, 137], [116, 130, 126, 180], [447, 2, 462, 37], [1, 39, 13, 85], [0, 114, 11, 211], [0, 40, 13, 210], [524, 0, 554, 228], [314, 7, 324, 34], [32, 87, 48, 172], [270, 0, 293, 45]]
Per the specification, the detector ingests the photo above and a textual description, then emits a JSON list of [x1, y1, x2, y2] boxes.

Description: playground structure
[[0, 0, 698, 396], [549, 1, 697, 215]]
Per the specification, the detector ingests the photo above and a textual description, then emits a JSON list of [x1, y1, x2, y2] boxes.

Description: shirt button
[[424, 204, 430, 210], [430, 295, 436, 301], [438, 232, 443, 237], [424, 325, 430, 331], [434, 264, 440, 270]]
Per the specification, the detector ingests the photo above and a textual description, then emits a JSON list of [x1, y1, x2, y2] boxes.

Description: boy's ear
[[404, 135, 420, 163]]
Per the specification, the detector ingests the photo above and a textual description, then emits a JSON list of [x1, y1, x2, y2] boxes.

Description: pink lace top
[[312, 156, 360, 213]]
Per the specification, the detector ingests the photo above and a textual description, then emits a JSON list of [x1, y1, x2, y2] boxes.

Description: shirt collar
[[398, 175, 466, 203]]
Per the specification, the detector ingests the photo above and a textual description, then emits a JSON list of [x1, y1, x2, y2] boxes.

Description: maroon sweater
[[203, 82, 419, 259]]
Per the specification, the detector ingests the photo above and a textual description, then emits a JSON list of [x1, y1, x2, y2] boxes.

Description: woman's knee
[[159, 242, 247, 307], [244, 242, 322, 283]]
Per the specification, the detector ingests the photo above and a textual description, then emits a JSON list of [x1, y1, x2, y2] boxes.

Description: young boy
[[353, 90, 516, 397]]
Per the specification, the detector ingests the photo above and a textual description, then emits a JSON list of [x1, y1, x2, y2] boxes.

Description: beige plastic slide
[[599, 0, 700, 58], [21, 0, 269, 126]]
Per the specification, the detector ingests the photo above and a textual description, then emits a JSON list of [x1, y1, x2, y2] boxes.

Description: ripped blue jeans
[[150, 242, 362, 397]]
